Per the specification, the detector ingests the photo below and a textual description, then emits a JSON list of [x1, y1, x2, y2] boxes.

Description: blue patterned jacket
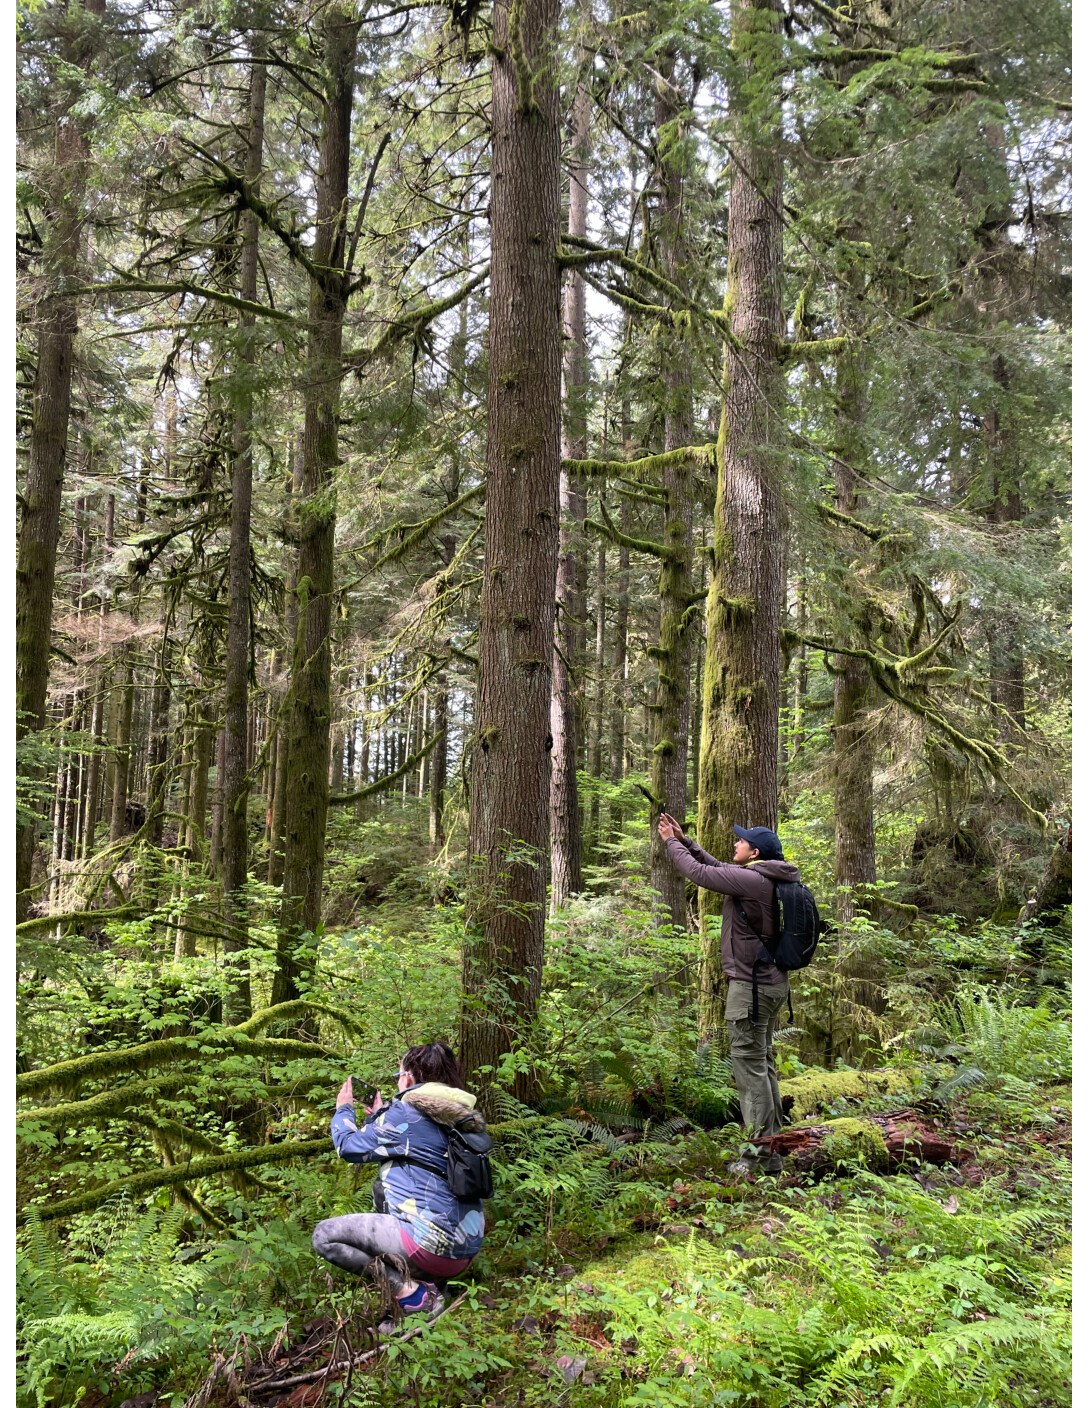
[[329, 1082, 486, 1259]]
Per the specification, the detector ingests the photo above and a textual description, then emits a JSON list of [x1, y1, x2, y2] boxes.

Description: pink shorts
[[399, 1227, 474, 1277]]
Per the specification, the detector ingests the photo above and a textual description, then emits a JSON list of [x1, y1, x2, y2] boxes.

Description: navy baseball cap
[[733, 825, 784, 860]]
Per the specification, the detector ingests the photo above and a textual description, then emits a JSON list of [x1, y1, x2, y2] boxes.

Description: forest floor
[[203, 1078, 1072, 1408], [18, 893, 1073, 1408]]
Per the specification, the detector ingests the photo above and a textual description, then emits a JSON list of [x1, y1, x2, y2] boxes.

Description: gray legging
[[312, 1212, 416, 1294]]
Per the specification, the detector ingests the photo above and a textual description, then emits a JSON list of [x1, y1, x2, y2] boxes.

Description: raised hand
[[658, 812, 685, 843]]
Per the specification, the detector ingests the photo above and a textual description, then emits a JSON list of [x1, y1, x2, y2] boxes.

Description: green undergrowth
[[16, 886, 1072, 1407], [15, 1064, 1071, 1408]]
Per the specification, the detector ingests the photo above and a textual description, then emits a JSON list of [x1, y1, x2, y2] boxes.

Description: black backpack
[[735, 878, 823, 1022], [445, 1116, 494, 1200]]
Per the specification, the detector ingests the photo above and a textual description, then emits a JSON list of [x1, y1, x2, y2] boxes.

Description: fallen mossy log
[[778, 1067, 923, 1119], [17, 1137, 330, 1225], [756, 1108, 968, 1173]]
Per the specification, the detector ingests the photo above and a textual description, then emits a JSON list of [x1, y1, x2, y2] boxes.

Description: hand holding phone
[[351, 1076, 381, 1110]]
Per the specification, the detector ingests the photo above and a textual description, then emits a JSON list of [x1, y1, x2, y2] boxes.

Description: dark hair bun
[[402, 1041, 466, 1090]]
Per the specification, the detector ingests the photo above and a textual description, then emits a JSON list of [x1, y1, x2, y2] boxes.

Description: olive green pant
[[726, 980, 789, 1171]]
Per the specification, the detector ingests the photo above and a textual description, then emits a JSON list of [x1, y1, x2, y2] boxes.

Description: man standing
[[658, 813, 800, 1176]]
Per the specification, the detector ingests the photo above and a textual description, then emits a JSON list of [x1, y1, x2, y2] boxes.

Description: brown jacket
[[665, 836, 801, 985]]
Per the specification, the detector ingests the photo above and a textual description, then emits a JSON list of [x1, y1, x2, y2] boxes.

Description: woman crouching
[[312, 1041, 486, 1326]]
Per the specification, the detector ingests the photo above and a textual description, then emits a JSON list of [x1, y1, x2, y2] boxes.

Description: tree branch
[[328, 733, 440, 806]]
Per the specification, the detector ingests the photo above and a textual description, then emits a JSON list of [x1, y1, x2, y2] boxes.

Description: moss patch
[[780, 1066, 918, 1118], [821, 1117, 889, 1167]]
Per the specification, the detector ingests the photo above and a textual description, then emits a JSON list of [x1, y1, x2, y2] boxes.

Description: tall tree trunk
[[209, 726, 225, 875], [832, 354, 877, 927], [108, 651, 134, 844], [549, 81, 591, 910], [188, 713, 213, 867], [461, 0, 561, 1105], [355, 670, 373, 821], [985, 354, 1026, 736], [330, 722, 345, 793], [648, 51, 697, 929], [791, 565, 808, 767], [267, 717, 289, 887], [15, 0, 107, 918], [274, 6, 359, 1005], [698, 0, 785, 1036], [588, 521, 606, 856], [607, 496, 630, 842], [147, 640, 172, 851], [82, 678, 106, 860], [269, 445, 302, 885], [220, 43, 266, 1019], [430, 675, 449, 851]]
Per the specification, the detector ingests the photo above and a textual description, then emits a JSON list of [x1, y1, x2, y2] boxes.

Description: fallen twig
[[248, 1292, 468, 1393]]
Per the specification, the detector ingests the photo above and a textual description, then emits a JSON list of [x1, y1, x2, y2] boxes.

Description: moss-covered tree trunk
[[15, 0, 106, 919], [608, 495, 631, 843], [588, 523, 607, 857], [648, 50, 697, 930], [430, 675, 449, 851], [273, 7, 359, 1006], [550, 80, 591, 911], [832, 354, 877, 927], [698, 0, 785, 1036], [186, 707, 213, 867], [220, 44, 266, 1020], [461, 0, 561, 1106]]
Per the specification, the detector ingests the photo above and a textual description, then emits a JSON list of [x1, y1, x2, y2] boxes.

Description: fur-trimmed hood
[[401, 1082, 486, 1132]]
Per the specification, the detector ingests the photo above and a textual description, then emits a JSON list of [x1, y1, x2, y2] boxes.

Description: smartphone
[[350, 1077, 380, 1108]]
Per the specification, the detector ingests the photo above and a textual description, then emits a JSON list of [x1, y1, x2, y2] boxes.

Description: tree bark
[[15, 0, 107, 919], [588, 519, 606, 856], [832, 355, 877, 927], [985, 355, 1026, 735], [430, 676, 449, 851], [607, 494, 631, 843], [648, 51, 697, 930], [82, 679, 106, 860], [461, 0, 561, 1106], [549, 80, 591, 910], [274, 7, 359, 1005], [699, 0, 785, 1036], [187, 711, 213, 866], [108, 651, 134, 844], [220, 42, 266, 1019], [146, 640, 172, 851]]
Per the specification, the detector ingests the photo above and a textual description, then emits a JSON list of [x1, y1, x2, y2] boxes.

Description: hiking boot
[[377, 1282, 445, 1335]]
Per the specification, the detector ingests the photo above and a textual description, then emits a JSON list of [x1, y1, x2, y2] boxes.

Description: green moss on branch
[[17, 1139, 330, 1225], [16, 1032, 335, 1096], [329, 733, 439, 806], [584, 503, 674, 561], [564, 444, 716, 480]]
